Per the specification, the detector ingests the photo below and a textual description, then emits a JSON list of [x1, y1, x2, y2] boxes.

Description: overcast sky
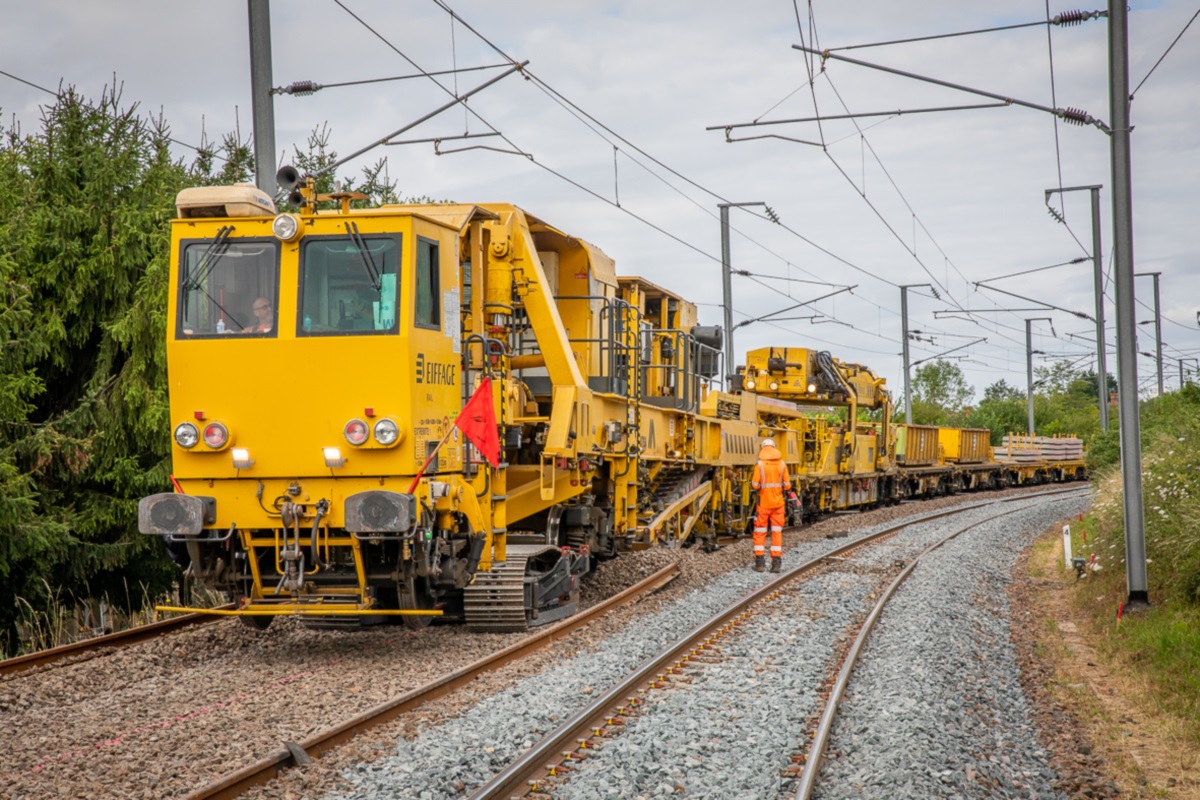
[[4, 1, 1197, 402]]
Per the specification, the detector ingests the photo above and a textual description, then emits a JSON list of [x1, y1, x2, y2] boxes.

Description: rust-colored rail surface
[[0, 605, 234, 676], [183, 561, 680, 800]]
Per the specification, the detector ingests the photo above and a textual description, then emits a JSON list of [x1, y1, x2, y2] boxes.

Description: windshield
[[298, 234, 400, 336], [178, 235, 279, 337]]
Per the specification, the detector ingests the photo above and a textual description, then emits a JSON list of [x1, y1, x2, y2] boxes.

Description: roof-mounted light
[[272, 213, 303, 242]]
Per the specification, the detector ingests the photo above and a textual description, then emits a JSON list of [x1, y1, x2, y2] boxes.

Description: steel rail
[[182, 561, 680, 800], [791, 491, 1086, 798], [468, 485, 1088, 799], [0, 604, 234, 676]]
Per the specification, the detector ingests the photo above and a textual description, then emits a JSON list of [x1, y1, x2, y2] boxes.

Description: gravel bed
[[0, 485, 1075, 800], [550, 494, 1090, 800], [813, 494, 1092, 800], [313, 493, 1084, 800]]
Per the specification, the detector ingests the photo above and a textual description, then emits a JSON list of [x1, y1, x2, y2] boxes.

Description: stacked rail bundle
[[994, 434, 1084, 463]]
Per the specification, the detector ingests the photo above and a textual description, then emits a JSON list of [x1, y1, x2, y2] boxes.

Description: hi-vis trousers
[[753, 505, 785, 558]]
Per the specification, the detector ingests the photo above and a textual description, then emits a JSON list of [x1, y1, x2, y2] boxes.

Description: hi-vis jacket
[[751, 444, 792, 510]]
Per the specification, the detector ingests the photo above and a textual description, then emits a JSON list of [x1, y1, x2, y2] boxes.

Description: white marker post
[[1062, 524, 1073, 568]]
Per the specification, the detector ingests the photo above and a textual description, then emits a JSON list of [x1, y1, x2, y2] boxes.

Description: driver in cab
[[243, 297, 273, 333]]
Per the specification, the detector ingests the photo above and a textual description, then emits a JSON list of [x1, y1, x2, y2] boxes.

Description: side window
[[415, 237, 440, 329]]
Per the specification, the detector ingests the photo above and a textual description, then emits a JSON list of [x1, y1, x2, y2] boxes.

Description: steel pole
[[717, 202, 766, 380], [720, 205, 734, 379], [1109, 0, 1149, 607], [1152, 272, 1163, 395], [247, 0, 277, 194], [1090, 187, 1109, 429], [1026, 319, 1035, 435], [902, 286, 912, 424]]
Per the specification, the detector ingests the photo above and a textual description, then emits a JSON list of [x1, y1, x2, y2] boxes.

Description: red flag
[[455, 377, 501, 467]]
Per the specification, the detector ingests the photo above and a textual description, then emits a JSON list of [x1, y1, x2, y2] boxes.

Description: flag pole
[[406, 425, 457, 494], [407, 376, 499, 495]]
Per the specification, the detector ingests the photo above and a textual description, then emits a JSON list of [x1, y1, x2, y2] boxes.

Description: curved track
[[182, 562, 679, 800], [468, 486, 1087, 799]]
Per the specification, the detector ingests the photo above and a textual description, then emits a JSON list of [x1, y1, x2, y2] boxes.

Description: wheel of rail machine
[[239, 612, 274, 630], [398, 568, 437, 631]]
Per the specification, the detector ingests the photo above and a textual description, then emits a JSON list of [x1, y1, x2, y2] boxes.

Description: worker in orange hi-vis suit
[[751, 438, 793, 573]]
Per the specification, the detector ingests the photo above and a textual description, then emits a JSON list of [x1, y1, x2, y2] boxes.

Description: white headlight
[[272, 213, 302, 242], [769, 381, 780, 391], [745, 379, 756, 391], [374, 418, 400, 445], [231, 448, 254, 469], [807, 383, 817, 393], [174, 422, 199, 448]]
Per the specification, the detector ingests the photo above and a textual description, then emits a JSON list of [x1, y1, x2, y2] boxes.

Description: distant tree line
[[898, 358, 1119, 451], [0, 85, 399, 655]]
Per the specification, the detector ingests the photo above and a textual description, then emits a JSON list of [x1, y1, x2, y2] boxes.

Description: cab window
[[177, 237, 279, 338], [415, 237, 440, 329], [298, 234, 400, 336]]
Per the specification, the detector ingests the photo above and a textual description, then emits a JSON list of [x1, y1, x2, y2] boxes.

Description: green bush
[[1088, 389, 1200, 605]]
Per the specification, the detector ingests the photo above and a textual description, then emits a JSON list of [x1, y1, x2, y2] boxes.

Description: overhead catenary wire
[[429, 1, 1032, 380], [787, 64, 1035, 352], [338, 0, 853, 290], [332, 0, 722, 264], [1044, 0, 1067, 210], [1130, 7, 1200, 101], [270, 63, 510, 95], [791, 44, 1111, 132], [366, 2, 1138, 386], [824, 9, 1106, 52], [709, 102, 1012, 133], [426, 0, 900, 299], [775, 10, 1119, 356], [423, 0, 916, 337], [975, 257, 1090, 283]]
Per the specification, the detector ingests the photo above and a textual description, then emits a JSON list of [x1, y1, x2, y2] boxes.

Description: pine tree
[[0, 85, 200, 653]]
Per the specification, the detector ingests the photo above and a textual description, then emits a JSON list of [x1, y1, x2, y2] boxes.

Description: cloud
[[3, 0, 1197, 399]]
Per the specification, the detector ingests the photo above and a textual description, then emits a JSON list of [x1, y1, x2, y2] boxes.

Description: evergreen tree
[[0, 86, 195, 651]]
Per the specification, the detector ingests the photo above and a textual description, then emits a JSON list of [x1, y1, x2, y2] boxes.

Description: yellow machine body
[[141, 186, 1086, 628]]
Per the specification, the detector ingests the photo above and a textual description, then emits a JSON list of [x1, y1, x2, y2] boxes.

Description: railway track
[[0, 605, 233, 676], [787, 504, 1052, 799], [2, 485, 1088, 800], [181, 562, 679, 800], [467, 486, 1089, 799]]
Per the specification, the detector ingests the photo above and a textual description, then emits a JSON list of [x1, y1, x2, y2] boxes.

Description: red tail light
[[203, 422, 229, 448], [344, 419, 369, 446]]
